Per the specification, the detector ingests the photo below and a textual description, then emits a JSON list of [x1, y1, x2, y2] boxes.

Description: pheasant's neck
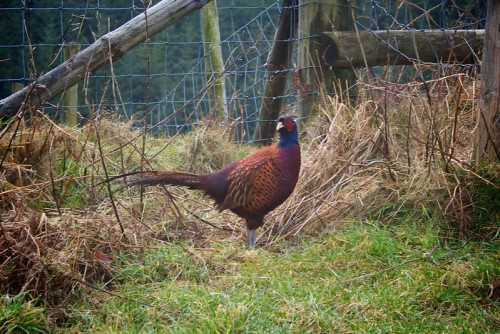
[[276, 144, 301, 180], [277, 134, 299, 148]]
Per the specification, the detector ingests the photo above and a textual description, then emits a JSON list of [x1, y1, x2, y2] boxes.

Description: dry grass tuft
[[165, 117, 255, 174], [0, 117, 142, 304], [0, 205, 118, 304], [1, 119, 63, 189]]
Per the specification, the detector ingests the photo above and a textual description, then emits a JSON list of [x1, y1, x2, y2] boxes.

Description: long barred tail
[[110, 171, 202, 190]]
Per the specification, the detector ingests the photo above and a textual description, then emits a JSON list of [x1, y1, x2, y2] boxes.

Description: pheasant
[[114, 116, 300, 247]]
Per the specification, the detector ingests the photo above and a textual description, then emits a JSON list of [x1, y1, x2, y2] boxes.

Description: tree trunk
[[252, 0, 298, 144], [473, 0, 500, 161], [0, 0, 212, 120]]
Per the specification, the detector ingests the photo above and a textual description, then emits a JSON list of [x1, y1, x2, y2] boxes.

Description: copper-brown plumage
[[114, 116, 300, 247]]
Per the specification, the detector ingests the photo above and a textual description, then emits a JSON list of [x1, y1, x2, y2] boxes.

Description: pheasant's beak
[[276, 121, 284, 131]]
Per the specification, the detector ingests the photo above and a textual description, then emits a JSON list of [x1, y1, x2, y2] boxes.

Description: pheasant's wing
[[217, 147, 275, 211]]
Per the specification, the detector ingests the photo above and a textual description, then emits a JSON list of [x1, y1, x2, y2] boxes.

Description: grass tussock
[[0, 70, 498, 332]]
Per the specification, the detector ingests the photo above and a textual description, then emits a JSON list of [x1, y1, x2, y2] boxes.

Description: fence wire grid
[[0, 0, 487, 142]]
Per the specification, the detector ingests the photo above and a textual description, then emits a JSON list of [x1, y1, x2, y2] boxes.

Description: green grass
[[0, 292, 48, 334], [53, 219, 498, 333]]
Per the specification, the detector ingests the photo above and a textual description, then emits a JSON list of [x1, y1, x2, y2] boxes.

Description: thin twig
[[68, 274, 151, 307], [186, 209, 234, 232], [93, 84, 124, 235]]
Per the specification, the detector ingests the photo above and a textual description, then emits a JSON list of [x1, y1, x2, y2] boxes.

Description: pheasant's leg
[[247, 229, 256, 248]]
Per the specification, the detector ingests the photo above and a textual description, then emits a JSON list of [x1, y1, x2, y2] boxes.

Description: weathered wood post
[[201, 0, 227, 121], [474, 0, 500, 161], [252, 0, 298, 144], [317, 30, 484, 68], [61, 43, 80, 127], [297, 0, 361, 119]]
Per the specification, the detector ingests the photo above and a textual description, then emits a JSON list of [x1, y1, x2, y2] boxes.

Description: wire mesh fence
[[0, 0, 487, 142]]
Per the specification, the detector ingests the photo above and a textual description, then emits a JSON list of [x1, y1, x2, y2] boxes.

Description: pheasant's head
[[276, 116, 299, 148]]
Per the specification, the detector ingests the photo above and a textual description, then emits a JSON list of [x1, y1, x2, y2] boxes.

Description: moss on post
[[201, 0, 227, 121], [62, 43, 80, 127]]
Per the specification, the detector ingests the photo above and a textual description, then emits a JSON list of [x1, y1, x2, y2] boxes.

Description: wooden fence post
[[201, 0, 227, 121], [297, 0, 362, 119], [474, 0, 500, 161], [317, 30, 484, 68], [62, 43, 80, 127], [252, 0, 298, 144]]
